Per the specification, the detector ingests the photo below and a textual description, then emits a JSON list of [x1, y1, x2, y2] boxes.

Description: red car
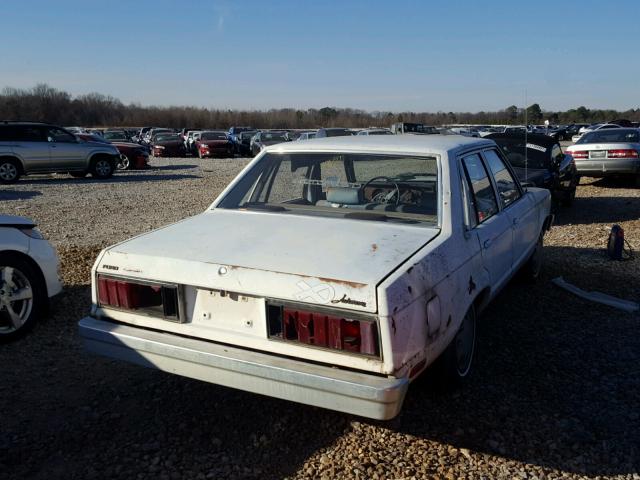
[[195, 131, 234, 158], [151, 133, 186, 157], [77, 134, 150, 170]]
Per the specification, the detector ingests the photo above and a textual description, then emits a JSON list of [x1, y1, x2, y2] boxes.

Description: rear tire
[[520, 232, 544, 282], [91, 157, 115, 179], [0, 254, 46, 342], [433, 306, 477, 388], [0, 158, 21, 184], [563, 187, 576, 206]]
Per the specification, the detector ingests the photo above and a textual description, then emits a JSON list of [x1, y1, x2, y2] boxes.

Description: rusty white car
[[79, 135, 552, 419]]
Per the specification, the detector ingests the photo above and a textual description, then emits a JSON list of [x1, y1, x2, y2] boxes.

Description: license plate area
[[590, 150, 606, 159], [192, 289, 266, 336]]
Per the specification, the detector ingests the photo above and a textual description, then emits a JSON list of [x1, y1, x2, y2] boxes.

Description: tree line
[[1, 84, 638, 129]]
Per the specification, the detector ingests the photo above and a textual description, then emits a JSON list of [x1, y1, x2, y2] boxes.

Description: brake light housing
[[267, 303, 380, 357], [570, 150, 588, 159], [607, 149, 639, 158], [96, 274, 182, 322]]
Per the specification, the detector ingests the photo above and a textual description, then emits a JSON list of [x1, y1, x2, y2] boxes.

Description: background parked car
[[195, 131, 234, 158], [357, 128, 393, 135], [565, 128, 640, 186], [0, 122, 119, 183], [315, 128, 354, 138], [250, 130, 289, 156], [296, 131, 317, 141], [151, 133, 186, 157], [573, 123, 621, 142], [0, 215, 62, 341], [487, 132, 579, 205], [77, 133, 150, 170], [234, 130, 257, 155], [228, 126, 254, 152]]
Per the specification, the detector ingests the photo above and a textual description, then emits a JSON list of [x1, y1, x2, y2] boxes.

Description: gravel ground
[[1, 156, 639, 479]]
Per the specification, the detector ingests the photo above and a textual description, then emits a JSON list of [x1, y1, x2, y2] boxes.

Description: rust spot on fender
[[371, 243, 378, 252]]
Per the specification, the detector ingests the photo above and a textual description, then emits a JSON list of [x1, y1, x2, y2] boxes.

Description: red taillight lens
[[96, 275, 179, 320], [570, 150, 588, 159], [607, 149, 639, 158], [268, 305, 379, 357]]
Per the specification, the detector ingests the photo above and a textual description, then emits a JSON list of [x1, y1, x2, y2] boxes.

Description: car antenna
[[524, 90, 528, 182]]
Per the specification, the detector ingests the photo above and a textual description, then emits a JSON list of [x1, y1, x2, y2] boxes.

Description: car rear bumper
[[575, 159, 640, 176], [78, 317, 408, 420]]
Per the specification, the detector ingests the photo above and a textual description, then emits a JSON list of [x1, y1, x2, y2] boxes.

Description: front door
[[46, 127, 87, 171]]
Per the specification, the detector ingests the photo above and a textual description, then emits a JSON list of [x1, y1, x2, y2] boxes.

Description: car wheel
[[564, 187, 576, 206], [117, 155, 130, 170], [0, 158, 21, 184], [434, 306, 477, 387], [69, 171, 88, 178], [0, 254, 45, 342], [521, 232, 543, 282], [91, 157, 115, 179]]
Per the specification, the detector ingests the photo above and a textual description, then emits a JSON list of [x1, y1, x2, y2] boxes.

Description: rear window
[[218, 152, 439, 224], [492, 138, 551, 169], [577, 129, 639, 144]]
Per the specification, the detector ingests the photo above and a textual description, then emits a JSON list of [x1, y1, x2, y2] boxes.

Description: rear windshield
[[577, 129, 639, 144], [201, 132, 227, 140], [492, 138, 552, 169], [217, 152, 439, 225]]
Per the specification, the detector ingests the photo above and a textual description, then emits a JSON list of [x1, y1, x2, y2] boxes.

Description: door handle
[[50, 145, 57, 148], [512, 217, 519, 226], [483, 239, 492, 249]]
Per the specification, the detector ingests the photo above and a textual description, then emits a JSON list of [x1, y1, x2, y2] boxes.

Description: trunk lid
[[98, 209, 439, 313]]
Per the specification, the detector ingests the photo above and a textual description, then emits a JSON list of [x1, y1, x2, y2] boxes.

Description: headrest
[[326, 187, 361, 205]]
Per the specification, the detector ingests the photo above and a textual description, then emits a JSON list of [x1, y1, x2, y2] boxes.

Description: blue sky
[[1, 0, 638, 112]]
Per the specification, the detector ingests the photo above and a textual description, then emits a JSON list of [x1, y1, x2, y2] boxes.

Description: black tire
[[520, 232, 544, 282], [563, 187, 576, 206], [433, 306, 477, 388], [0, 158, 21, 184], [69, 171, 88, 178], [117, 155, 130, 170], [0, 253, 46, 342], [91, 157, 115, 179]]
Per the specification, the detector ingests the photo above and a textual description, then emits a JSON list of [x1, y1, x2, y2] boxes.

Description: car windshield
[[154, 134, 175, 142], [201, 132, 227, 140], [217, 152, 439, 224], [262, 132, 287, 141], [577, 129, 640, 144], [493, 140, 551, 169]]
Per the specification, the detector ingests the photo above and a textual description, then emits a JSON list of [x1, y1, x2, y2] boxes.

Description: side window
[[17, 126, 46, 142], [47, 127, 76, 143], [483, 149, 521, 208], [461, 153, 499, 223], [551, 144, 563, 162]]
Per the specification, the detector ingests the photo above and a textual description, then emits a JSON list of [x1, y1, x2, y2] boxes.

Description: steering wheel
[[360, 176, 400, 205]]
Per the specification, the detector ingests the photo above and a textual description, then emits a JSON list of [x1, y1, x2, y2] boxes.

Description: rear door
[[46, 126, 87, 170], [14, 125, 50, 172], [482, 148, 538, 269], [461, 152, 513, 291]]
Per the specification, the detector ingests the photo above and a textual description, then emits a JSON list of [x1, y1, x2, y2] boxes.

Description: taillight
[[97, 275, 180, 321], [267, 304, 379, 357], [607, 149, 639, 158], [570, 150, 588, 159]]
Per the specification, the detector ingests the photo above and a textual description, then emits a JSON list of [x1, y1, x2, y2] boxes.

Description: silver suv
[[0, 122, 120, 183]]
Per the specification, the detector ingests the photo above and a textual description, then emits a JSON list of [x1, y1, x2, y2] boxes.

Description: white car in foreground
[[79, 135, 552, 419], [1, 216, 62, 341]]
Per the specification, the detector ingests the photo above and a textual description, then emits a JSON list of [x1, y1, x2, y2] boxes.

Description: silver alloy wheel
[[0, 162, 18, 181], [454, 309, 475, 377], [95, 160, 112, 177], [117, 155, 130, 170], [0, 266, 34, 334]]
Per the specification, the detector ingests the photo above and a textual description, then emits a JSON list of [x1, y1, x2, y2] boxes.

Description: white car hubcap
[[0, 266, 34, 334]]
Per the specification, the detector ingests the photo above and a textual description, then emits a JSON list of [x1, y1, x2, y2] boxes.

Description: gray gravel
[[1, 157, 639, 479]]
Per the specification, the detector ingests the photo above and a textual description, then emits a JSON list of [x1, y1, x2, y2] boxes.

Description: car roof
[[486, 132, 558, 147], [264, 134, 495, 155]]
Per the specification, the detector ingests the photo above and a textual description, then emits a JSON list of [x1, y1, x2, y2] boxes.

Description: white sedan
[[1, 216, 62, 341], [79, 135, 552, 419]]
